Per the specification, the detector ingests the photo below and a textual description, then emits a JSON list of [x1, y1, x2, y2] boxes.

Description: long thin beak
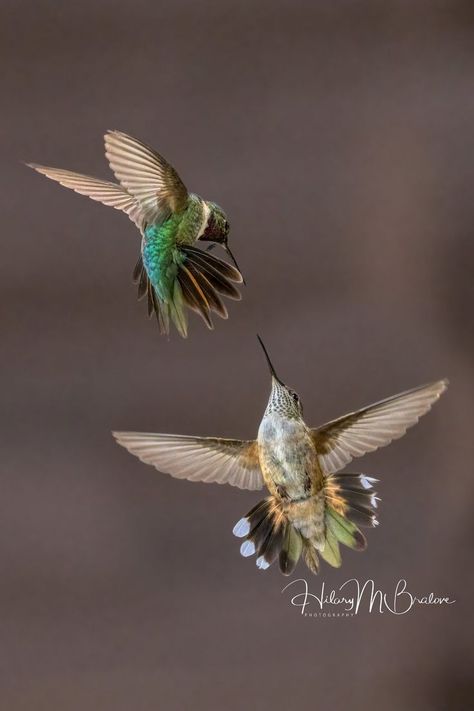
[[257, 335, 281, 383], [224, 242, 246, 285]]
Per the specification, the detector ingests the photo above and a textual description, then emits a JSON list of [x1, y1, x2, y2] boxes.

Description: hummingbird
[[113, 337, 447, 575], [27, 131, 243, 337]]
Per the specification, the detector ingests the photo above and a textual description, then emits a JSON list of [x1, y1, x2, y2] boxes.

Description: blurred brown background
[[1, 1, 473, 709]]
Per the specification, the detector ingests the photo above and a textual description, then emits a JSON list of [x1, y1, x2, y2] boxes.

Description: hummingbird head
[[257, 336, 303, 419], [200, 202, 243, 278], [200, 202, 229, 243]]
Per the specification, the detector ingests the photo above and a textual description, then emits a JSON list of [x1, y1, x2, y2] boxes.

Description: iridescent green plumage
[[28, 131, 243, 337]]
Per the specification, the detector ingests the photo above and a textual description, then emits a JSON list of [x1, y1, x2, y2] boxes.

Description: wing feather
[[104, 131, 188, 222], [27, 164, 143, 228], [312, 380, 448, 474], [113, 432, 263, 490]]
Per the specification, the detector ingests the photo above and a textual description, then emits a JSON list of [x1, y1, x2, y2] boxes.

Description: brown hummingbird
[[113, 337, 447, 575]]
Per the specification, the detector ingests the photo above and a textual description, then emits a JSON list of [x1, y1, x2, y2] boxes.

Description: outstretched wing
[[27, 164, 143, 228], [311, 380, 448, 474], [113, 432, 263, 490], [104, 131, 189, 224]]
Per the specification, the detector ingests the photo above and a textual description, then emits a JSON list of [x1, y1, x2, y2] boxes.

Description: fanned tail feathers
[[132, 246, 242, 337], [317, 472, 379, 570], [324, 472, 380, 530], [233, 474, 379, 575], [233, 497, 303, 576]]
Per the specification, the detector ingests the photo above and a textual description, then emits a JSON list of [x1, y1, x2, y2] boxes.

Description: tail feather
[[316, 472, 379, 569], [233, 497, 303, 575], [168, 279, 188, 337], [279, 526, 303, 575], [132, 255, 170, 334], [303, 544, 320, 574], [257, 524, 285, 569], [133, 247, 241, 337], [319, 527, 342, 568], [233, 473, 379, 576], [326, 507, 367, 551], [324, 472, 379, 528]]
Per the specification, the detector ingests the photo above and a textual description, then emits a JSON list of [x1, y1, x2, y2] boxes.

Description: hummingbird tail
[[314, 472, 380, 569], [233, 475, 379, 576], [133, 246, 242, 337], [232, 497, 303, 576], [132, 255, 187, 337], [133, 255, 171, 335]]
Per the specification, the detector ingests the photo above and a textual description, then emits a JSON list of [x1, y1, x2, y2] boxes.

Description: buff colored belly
[[257, 415, 320, 500], [258, 413, 326, 544]]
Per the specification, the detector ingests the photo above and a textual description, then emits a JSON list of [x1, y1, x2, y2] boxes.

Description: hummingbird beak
[[257, 335, 282, 384], [224, 241, 246, 285]]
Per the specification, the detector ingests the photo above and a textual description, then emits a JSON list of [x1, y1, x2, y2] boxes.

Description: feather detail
[[233, 497, 303, 575], [185, 263, 228, 319], [27, 164, 143, 228], [177, 264, 213, 329], [168, 279, 188, 338], [312, 380, 448, 474], [113, 432, 262, 490], [104, 130, 188, 221], [325, 472, 380, 529], [181, 246, 243, 300], [132, 255, 169, 334], [182, 245, 243, 284]]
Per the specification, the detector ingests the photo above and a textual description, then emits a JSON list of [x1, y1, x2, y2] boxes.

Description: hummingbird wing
[[311, 380, 448, 474], [104, 131, 189, 223], [27, 164, 143, 228], [112, 432, 263, 490]]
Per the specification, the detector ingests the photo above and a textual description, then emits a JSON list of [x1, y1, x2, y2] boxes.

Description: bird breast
[[257, 414, 318, 499]]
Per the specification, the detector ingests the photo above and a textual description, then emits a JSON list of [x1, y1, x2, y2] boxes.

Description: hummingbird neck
[[264, 379, 301, 419]]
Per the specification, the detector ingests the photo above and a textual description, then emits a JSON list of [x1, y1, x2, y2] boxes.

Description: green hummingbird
[[28, 131, 243, 337], [112, 337, 447, 575]]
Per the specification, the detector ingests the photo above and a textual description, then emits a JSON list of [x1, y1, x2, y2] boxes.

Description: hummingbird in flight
[[28, 131, 243, 337], [113, 338, 447, 575]]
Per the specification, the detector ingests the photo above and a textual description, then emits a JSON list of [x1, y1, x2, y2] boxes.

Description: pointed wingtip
[[104, 129, 133, 143], [428, 378, 448, 393], [25, 163, 56, 177], [429, 378, 449, 402]]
